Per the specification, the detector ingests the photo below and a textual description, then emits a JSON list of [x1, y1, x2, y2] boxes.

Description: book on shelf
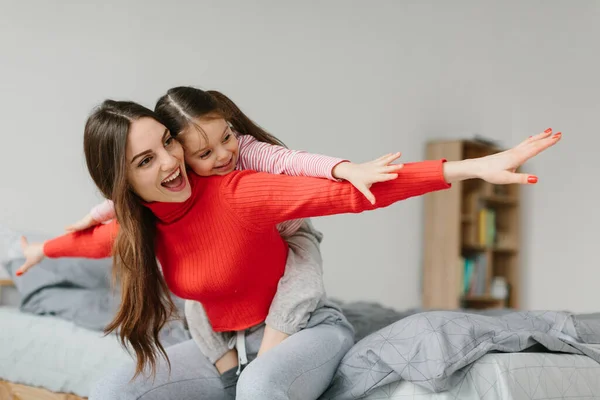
[[458, 256, 465, 295], [461, 253, 488, 296], [478, 208, 496, 247]]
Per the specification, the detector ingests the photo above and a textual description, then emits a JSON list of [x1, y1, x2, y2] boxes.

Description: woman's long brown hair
[[83, 100, 177, 379]]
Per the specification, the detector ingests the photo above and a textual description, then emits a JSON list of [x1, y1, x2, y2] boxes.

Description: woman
[[62, 87, 406, 374], [17, 98, 560, 399]]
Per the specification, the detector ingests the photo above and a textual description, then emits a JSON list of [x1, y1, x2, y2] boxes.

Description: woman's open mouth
[[161, 167, 186, 192]]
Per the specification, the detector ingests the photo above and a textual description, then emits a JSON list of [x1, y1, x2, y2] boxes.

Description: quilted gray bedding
[[321, 309, 600, 399]]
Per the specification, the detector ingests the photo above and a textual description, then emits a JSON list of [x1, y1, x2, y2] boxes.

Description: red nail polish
[[16, 271, 23, 276], [544, 128, 552, 133], [553, 131, 562, 138], [527, 176, 538, 184]]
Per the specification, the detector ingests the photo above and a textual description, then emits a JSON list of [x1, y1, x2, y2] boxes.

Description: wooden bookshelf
[[422, 139, 520, 310]]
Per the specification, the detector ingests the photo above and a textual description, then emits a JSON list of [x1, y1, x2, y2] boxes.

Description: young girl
[[64, 87, 402, 374]]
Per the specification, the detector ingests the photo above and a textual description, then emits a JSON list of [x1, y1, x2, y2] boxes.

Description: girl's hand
[[443, 128, 561, 184], [15, 236, 45, 276], [332, 152, 404, 204], [65, 213, 99, 232]]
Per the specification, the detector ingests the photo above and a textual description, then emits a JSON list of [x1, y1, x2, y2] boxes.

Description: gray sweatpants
[[89, 302, 354, 400], [185, 219, 326, 363]]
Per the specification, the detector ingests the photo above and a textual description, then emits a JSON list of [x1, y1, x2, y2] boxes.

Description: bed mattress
[[0, 306, 131, 397], [363, 350, 600, 399]]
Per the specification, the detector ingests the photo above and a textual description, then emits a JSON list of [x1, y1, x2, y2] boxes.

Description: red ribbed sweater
[[44, 160, 450, 331]]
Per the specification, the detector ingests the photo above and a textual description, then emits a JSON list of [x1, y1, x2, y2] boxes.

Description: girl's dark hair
[[83, 100, 176, 379], [155, 86, 285, 147]]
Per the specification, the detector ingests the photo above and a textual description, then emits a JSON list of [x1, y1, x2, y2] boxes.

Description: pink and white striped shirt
[[90, 134, 346, 237]]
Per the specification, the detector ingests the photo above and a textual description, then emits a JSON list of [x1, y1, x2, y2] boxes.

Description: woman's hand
[[332, 152, 404, 204], [15, 236, 45, 276], [443, 128, 561, 184]]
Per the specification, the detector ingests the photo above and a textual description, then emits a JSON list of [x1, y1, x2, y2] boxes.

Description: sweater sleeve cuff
[[422, 158, 452, 189], [439, 158, 451, 187], [327, 159, 349, 181]]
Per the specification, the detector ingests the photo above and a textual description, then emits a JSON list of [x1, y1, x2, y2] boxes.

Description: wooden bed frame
[[0, 380, 86, 400]]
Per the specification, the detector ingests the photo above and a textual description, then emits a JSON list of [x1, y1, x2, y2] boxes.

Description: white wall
[[0, 0, 598, 311]]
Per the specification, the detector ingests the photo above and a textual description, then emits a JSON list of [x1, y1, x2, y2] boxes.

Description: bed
[[320, 310, 600, 399], [361, 351, 600, 399], [3, 293, 600, 400], [3, 224, 600, 399]]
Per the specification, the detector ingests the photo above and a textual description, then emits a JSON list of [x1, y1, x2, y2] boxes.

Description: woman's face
[[126, 117, 192, 203], [178, 117, 239, 177]]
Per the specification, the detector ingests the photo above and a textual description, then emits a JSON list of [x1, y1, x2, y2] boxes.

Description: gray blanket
[[1, 243, 190, 346], [321, 310, 600, 399]]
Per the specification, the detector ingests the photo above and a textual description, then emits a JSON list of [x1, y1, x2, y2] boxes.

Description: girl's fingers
[[377, 152, 402, 166], [358, 186, 376, 205], [377, 173, 399, 182], [374, 153, 393, 162], [379, 164, 404, 173]]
